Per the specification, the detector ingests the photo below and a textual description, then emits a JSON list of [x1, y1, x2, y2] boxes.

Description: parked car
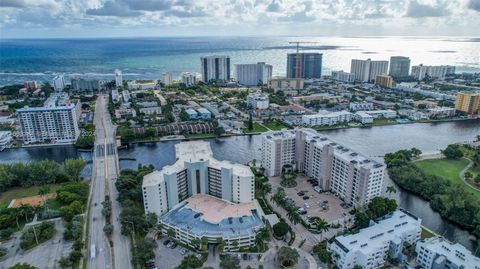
[[302, 196, 310, 200], [167, 242, 174, 248], [163, 239, 171, 246], [297, 191, 305, 196], [180, 248, 188, 255], [170, 243, 177, 249]]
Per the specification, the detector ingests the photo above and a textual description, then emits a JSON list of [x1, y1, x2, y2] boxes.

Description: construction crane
[[288, 41, 318, 53], [288, 41, 319, 78]]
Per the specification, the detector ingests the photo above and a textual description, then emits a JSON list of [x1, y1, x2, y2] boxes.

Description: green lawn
[[421, 227, 436, 239], [0, 184, 62, 209], [244, 122, 269, 134], [263, 121, 290, 131], [416, 158, 480, 198], [186, 133, 217, 139]]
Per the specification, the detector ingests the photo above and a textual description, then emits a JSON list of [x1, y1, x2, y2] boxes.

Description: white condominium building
[[200, 55, 231, 82], [349, 102, 374, 111], [302, 110, 354, 127], [331, 71, 355, 83], [246, 92, 269, 110], [181, 72, 197, 87], [52, 75, 65, 92], [357, 109, 397, 119], [328, 209, 422, 269], [142, 141, 255, 218], [162, 72, 173, 86], [17, 103, 80, 144], [350, 59, 389, 83], [411, 65, 455, 81], [234, 62, 273, 86], [115, 69, 123, 88], [416, 237, 480, 269], [261, 129, 385, 206]]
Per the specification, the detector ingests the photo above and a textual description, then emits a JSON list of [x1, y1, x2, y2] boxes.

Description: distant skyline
[[0, 0, 479, 38]]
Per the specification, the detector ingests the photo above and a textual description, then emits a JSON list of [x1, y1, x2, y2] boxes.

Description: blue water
[[1, 36, 479, 85]]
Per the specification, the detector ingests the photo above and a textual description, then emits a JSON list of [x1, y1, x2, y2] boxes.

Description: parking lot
[[154, 237, 203, 269], [270, 174, 352, 225]]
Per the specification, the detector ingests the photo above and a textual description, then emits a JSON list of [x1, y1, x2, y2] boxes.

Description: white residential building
[[411, 65, 455, 81], [234, 62, 273, 86], [349, 102, 374, 111], [127, 80, 156, 90], [416, 237, 480, 269], [181, 72, 197, 87], [350, 59, 389, 82], [331, 71, 355, 83], [52, 75, 65, 92], [111, 89, 120, 102], [115, 69, 123, 88], [357, 110, 397, 119], [261, 129, 386, 206], [200, 55, 231, 82], [302, 110, 354, 126], [328, 210, 422, 269], [0, 131, 12, 151], [139, 107, 162, 115], [355, 112, 374, 124], [427, 107, 456, 118], [17, 103, 80, 144], [162, 72, 173, 86], [142, 141, 255, 218], [246, 92, 269, 110], [268, 77, 305, 92]]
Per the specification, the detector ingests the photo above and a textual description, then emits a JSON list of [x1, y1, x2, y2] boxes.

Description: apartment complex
[[302, 110, 353, 126], [261, 129, 385, 206], [389, 56, 410, 78], [455, 92, 480, 115], [328, 210, 422, 269], [350, 59, 389, 83], [162, 72, 173, 86], [331, 71, 355, 83], [416, 237, 480, 269], [246, 92, 269, 110], [234, 62, 272, 86], [286, 53, 323, 79], [115, 69, 122, 88], [71, 77, 100, 92], [411, 65, 455, 81], [52, 75, 65, 92], [200, 55, 231, 82], [268, 77, 304, 92], [142, 141, 255, 217], [17, 102, 80, 144], [375, 75, 394, 88], [181, 72, 197, 87]]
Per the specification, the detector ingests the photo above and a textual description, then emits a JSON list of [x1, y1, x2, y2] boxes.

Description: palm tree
[[201, 237, 209, 252], [191, 238, 201, 250], [216, 238, 225, 253], [386, 186, 397, 197], [314, 218, 329, 240], [38, 185, 51, 211]]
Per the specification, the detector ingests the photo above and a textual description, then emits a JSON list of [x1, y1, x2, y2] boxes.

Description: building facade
[[142, 141, 255, 217], [287, 53, 323, 79], [328, 210, 422, 269], [261, 129, 385, 206], [268, 77, 304, 92], [349, 102, 374, 111], [115, 69, 123, 88], [200, 55, 231, 82], [162, 72, 173, 86], [416, 237, 480, 269], [302, 110, 353, 126], [411, 65, 455, 81], [331, 71, 355, 83], [246, 92, 269, 110], [71, 77, 100, 92], [455, 92, 480, 115], [52, 75, 65, 92], [234, 62, 272, 86], [389, 56, 410, 78], [181, 72, 197, 87], [350, 59, 389, 83], [17, 103, 80, 144], [375, 75, 394, 88]]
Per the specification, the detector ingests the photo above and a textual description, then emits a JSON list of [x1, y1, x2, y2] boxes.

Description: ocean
[[0, 36, 479, 86]]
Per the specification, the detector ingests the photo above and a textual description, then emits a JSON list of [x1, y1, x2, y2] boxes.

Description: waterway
[[1, 119, 479, 252]]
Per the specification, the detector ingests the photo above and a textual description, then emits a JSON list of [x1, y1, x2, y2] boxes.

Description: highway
[[88, 95, 132, 269]]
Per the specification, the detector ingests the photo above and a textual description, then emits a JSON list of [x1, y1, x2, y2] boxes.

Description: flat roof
[[419, 237, 480, 268], [161, 194, 263, 238]]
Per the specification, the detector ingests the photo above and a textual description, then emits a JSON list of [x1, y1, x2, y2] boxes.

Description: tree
[[386, 186, 397, 197], [474, 174, 480, 184], [248, 113, 253, 130], [410, 147, 422, 158], [132, 238, 157, 266], [310, 217, 329, 240], [0, 246, 7, 258], [167, 228, 176, 238], [464, 172, 473, 181], [277, 246, 299, 268], [60, 159, 86, 182], [179, 108, 189, 121], [272, 222, 289, 238], [176, 254, 203, 269], [201, 236, 209, 251], [103, 224, 114, 235], [38, 185, 51, 211], [219, 255, 240, 269], [216, 238, 225, 253], [58, 256, 71, 268], [7, 264, 39, 269], [442, 144, 464, 159]]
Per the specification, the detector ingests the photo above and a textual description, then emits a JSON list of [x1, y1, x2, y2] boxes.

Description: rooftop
[[161, 194, 263, 238], [419, 237, 480, 268]]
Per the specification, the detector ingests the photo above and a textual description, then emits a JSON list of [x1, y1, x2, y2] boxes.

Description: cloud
[[124, 0, 174, 11], [86, 1, 142, 17], [405, 0, 448, 18], [167, 8, 207, 18], [0, 0, 26, 8], [266, 0, 281, 12], [468, 0, 480, 12]]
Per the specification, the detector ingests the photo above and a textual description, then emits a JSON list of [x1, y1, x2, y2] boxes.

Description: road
[[88, 95, 132, 269]]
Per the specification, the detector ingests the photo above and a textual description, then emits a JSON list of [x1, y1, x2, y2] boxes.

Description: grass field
[[0, 184, 62, 209], [263, 121, 290, 131], [244, 122, 269, 134], [416, 158, 480, 198]]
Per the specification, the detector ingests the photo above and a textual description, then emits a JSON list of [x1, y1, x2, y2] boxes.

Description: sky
[[0, 0, 479, 38]]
